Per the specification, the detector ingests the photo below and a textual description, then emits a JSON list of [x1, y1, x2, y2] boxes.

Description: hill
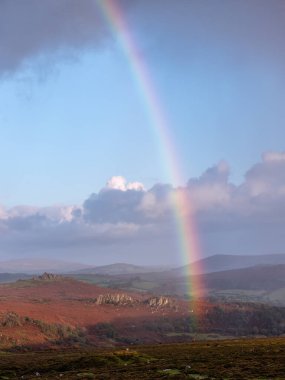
[[0, 274, 188, 348], [0, 273, 32, 283], [172, 253, 285, 275], [0, 275, 284, 349], [150, 264, 285, 305], [72, 264, 285, 306], [201, 264, 285, 291], [73, 263, 170, 275]]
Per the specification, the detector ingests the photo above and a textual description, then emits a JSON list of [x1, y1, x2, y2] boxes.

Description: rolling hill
[[73, 263, 170, 275], [0, 273, 32, 283], [172, 253, 285, 276], [200, 264, 285, 291], [0, 274, 284, 349], [150, 264, 285, 305], [72, 263, 285, 306]]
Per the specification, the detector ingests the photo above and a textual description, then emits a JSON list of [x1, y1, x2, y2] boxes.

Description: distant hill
[[0, 258, 91, 274], [172, 253, 285, 276], [0, 273, 32, 283], [200, 264, 285, 291], [73, 262, 171, 275], [73, 263, 285, 306], [151, 264, 285, 306], [68, 254, 285, 304]]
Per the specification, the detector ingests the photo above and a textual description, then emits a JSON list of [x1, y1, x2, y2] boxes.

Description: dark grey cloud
[[130, 0, 285, 66], [83, 181, 173, 225], [83, 189, 145, 224], [0, 0, 133, 75], [2, 0, 285, 76]]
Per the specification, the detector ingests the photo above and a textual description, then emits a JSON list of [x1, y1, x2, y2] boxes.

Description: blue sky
[[0, 0, 285, 264], [0, 0, 284, 207], [0, 49, 165, 206]]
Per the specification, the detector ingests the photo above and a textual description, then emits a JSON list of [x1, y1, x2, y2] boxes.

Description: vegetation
[[0, 338, 283, 379], [89, 303, 285, 345], [70, 264, 285, 306], [1, 300, 285, 349], [0, 312, 86, 347]]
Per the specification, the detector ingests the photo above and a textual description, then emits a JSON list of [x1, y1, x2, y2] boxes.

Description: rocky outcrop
[[146, 296, 174, 308], [0, 312, 22, 327], [33, 272, 62, 281], [96, 293, 135, 306], [94, 294, 176, 309]]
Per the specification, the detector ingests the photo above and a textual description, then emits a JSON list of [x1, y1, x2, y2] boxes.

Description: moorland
[[0, 254, 284, 378]]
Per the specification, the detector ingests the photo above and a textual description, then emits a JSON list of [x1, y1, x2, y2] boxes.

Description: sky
[[0, 0, 285, 265]]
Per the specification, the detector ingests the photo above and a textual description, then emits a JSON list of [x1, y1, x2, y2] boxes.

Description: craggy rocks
[[32, 273, 62, 281], [94, 294, 176, 309], [96, 293, 135, 306], [146, 296, 174, 308]]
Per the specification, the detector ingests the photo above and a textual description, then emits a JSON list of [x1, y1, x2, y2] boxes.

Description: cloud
[[187, 161, 232, 211], [2, 0, 285, 78], [187, 152, 285, 255], [1, 155, 285, 263], [242, 152, 285, 197], [83, 178, 172, 225], [0, 1, 93, 73], [105, 176, 144, 192], [263, 152, 285, 162], [0, 176, 176, 263], [0, 0, 134, 75]]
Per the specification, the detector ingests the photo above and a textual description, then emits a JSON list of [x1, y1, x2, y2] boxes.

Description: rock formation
[[147, 296, 174, 308], [96, 293, 135, 306], [33, 272, 62, 281]]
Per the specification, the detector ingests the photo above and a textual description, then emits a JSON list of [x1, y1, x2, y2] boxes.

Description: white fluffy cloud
[[1, 154, 285, 262], [105, 176, 144, 192]]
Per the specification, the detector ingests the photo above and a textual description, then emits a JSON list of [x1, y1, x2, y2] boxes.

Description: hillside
[[150, 265, 285, 306], [172, 253, 285, 275], [0, 275, 189, 348], [73, 263, 169, 275], [201, 264, 285, 290], [70, 254, 285, 278], [72, 264, 285, 306], [0, 275, 284, 349], [0, 273, 32, 283]]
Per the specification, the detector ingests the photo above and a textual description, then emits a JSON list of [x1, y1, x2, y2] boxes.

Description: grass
[[209, 288, 285, 306], [71, 274, 161, 292], [166, 333, 237, 340], [158, 368, 182, 376], [131, 280, 159, 291], [0, 338, 283, 379]]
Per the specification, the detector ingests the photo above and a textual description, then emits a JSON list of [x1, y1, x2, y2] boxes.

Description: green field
[[0, 338, 284, 379]]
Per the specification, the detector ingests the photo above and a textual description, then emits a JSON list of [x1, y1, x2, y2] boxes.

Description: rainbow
[[98, 0, 204, 300]]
